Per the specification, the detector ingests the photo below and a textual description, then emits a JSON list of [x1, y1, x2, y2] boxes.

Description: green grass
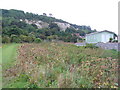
[[100, 49, 119, 59], [2, 42, 118, 88], [2, 43, 20, 88], [0, 45, 2, 89], [2, 43, 20, 70]]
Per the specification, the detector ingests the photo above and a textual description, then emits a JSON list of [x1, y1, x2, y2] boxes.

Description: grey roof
[[86, 30, 117, 36]]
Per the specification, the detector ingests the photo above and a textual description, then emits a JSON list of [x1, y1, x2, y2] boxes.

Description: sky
[[1, 0, 119, 34]]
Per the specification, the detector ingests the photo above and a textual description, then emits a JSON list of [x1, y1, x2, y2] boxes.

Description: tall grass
[[3, 42, 118, 88]]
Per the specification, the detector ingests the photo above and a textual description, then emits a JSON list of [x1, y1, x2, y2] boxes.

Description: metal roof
[[86, 30, 117, 36]]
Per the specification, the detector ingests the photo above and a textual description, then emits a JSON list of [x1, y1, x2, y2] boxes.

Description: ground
[[1, 42, 118, 88]]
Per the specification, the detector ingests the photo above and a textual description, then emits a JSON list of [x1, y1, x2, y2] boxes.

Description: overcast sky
[[1, 0, 119, 34]]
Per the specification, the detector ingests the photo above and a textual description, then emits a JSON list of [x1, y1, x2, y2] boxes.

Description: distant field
[[2, 42, 118, 88]]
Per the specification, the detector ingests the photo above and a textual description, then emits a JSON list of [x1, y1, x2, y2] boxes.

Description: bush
[[112, 40, 118, 43], [109, 38, 113, 42], [84, 43, 98, 49], [11, 35, 21, 43], [34, 38, 42, 43], [2, 36, 11, 43]]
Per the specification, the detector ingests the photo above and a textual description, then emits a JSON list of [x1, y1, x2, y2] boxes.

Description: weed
[[3, 42, 118, 88]]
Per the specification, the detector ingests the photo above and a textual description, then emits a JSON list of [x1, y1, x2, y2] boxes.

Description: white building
[[85, 30, 118, 43]]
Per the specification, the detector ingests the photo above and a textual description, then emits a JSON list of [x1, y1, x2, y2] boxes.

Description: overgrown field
[[2, 42, 118, 88], [0, 45, 2, 89]]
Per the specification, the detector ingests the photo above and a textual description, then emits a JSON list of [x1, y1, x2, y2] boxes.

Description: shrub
[[34, 38, 42, 43], [11, 35, 21, 43], [2, 36, 11, 43], [84, 43, 98, 49], [109, 38, 113, 42], [112, 40, 118, 43]]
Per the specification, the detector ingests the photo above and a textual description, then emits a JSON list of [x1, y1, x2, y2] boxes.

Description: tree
[[70, 35, 77, 43], [7, 25, 23, 36], [76, 30, 85, 36], [47, 35, 58, 41], [43, 13, 47, 16], [49, 23, 60, 31], [45, 29, 52, 36], [65, 27, 76, 33], [26, 36, 35, 43], [31, 24, 38, 29], [2, 9, 97, 43], [49, 13, 53, 17], [19, 35, 27, 42], [19, 35, 35, 43], [39, 34, 46, 40]]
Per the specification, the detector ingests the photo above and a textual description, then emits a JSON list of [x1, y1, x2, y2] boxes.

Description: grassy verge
[[0, 45, 2, 89], [2, 43, 20, 69], [2, 43, 20, 88], [2, 42, 118, 88]]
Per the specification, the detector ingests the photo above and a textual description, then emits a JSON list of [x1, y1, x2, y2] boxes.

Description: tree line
[[1, 9, 96, 43]]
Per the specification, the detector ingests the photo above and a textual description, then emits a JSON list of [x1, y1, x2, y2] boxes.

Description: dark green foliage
[[65, 27, 76, 33], [39, 34, 47, 40], [31, 24, 38, 29], [2, 35, 11, 43], [84, 43, 98, 49], [6, 25, 23, 36], [113, 40, 118, 42], [47, 35, 58, 41], [76, 30, 85, 36], [49, 23, 60, 35], [19, 35, 35, 43], [1, 9, 96, 43], [11, 35, 21, 43], [1, 9, 67, 23], [109, 38, 113, 42], [34, 38, 42, 43], [49, 23, 60, 31]]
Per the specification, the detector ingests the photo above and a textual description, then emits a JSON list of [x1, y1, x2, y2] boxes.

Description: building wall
[[85, 32, 114, 43], [118, 35, 120, 43], [101, 32, 114, 43]]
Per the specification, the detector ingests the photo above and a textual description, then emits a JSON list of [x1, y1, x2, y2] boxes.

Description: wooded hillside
[[1, 9, 96, 43]]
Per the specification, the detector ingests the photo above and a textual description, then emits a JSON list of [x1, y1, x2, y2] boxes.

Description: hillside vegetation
[[2, 42, 118, 88], [1, 9, 96, 43]]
